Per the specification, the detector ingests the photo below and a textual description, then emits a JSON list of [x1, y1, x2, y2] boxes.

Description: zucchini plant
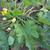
[[0, 0, 50, 50]]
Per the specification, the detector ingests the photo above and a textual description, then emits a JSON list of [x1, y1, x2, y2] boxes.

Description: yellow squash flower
[[1, 11, 5, 16], [3, 8, 8, 11], [1, 8, 8, 16]]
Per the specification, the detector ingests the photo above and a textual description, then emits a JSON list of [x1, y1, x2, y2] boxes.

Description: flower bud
[[6, 28, 11, 32], [11, 18, 16, 23], [2, 17, 7, 21]]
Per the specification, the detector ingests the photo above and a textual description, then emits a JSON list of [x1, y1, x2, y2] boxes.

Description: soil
[[10, 45, 47, 50]]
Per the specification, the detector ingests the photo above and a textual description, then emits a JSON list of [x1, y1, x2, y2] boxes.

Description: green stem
[[15, 0, 17, 10]]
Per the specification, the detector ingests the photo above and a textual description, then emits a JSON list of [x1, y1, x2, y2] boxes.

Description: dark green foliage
[[0, 31, 9, 50], [0, 0, 50, 50]]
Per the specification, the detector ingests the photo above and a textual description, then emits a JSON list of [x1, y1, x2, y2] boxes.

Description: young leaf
[[8, 36, 14, 45], [12, 10, 23, 17]]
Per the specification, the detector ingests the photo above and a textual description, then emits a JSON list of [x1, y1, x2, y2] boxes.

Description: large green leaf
[[0, 31, 9, 50], [24, 20, 39, 38], [23, 0, 41, 6], [40, 29, 50, 50], [46, 0, 50, 10], [37, 11, 50, 25], [25, 35, 36, 50], [44, 29, 50, 50], [23, 0, 32, 6], [31, 0, 40, 5], [14, 23, 24, 44], [13, 19, 39, 50], [12, 10, 23, 17]]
